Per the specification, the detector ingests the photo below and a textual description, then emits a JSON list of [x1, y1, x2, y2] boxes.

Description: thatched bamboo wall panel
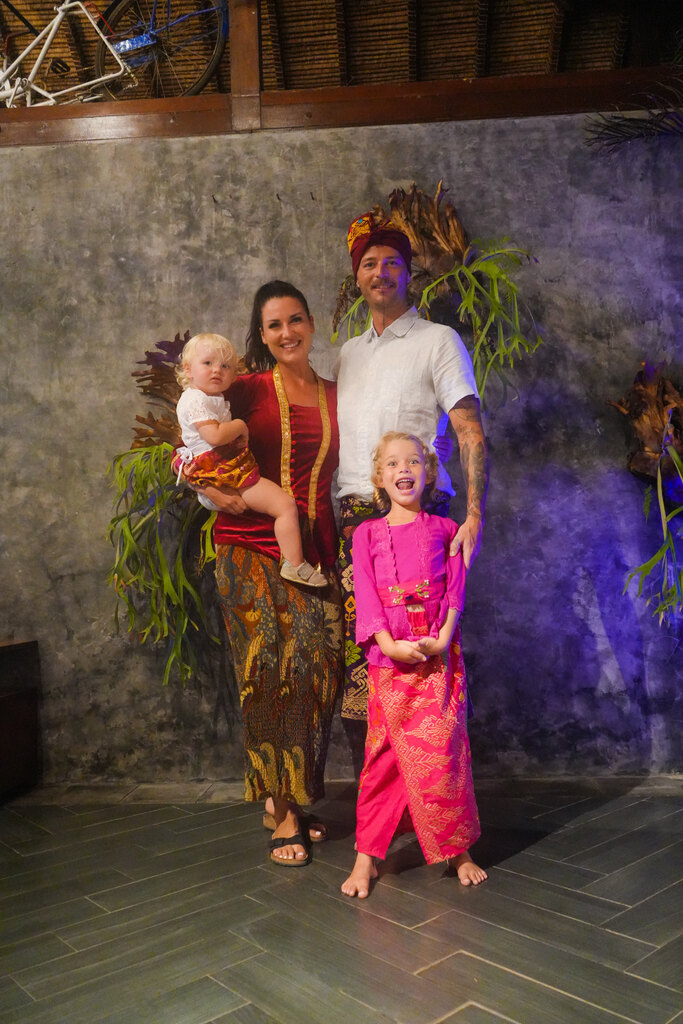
[[486, 0, 563, 76], [273, 0, 345, 88], [562, 9, 627, 72], [417, 0, 488, 80], [260, 0, 285, 90], [344, 0, 416, 84], [3, 0, 675, 100]]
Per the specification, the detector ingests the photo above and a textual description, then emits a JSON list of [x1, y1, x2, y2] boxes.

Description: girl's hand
[[374, 630, 427, 664], [390, 640, 428, 664], [418, 610, 460, 658], [416, 636, 444, 657]]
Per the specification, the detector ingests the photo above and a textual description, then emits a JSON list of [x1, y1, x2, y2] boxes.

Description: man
[[337, 211, 489, 720]]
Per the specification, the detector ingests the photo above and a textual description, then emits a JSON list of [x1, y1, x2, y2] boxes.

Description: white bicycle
[[0, 0, 228, 106]]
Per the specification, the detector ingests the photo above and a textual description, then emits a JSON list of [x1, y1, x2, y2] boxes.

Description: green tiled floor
[[1, 778, 681, 1024]]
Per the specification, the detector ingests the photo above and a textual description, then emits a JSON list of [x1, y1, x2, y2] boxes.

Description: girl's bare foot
[[341, 852, 378, 898], [449, 851, 487, 886]]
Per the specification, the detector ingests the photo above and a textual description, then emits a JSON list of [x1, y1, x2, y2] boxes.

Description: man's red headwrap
[[347, 211, 412, 278]]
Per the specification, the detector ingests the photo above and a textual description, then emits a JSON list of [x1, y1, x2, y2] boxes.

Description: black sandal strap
[[269, 832, 308, 853]]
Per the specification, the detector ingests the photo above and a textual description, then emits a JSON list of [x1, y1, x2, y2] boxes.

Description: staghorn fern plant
[[624, 442, 683, 624], [332, 181, 543, 403], [107, 332, 221, 685]]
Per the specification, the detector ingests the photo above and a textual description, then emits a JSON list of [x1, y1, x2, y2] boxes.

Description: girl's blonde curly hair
[[175, 333, 237, 390], [370, 431, 439, 512]]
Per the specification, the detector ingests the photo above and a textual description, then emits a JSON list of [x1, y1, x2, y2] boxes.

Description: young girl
[[341, 431, 487, 898], [175, 332, 327, 588]]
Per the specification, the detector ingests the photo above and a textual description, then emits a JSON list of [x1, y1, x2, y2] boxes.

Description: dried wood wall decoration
[[610, 363, 683, 623]]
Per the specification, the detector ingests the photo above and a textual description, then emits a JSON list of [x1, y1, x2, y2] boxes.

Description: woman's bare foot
[[341, 852, 378, 898], [266, 797, 309, 863], [264, 796, 327, 843], [449, 851, 487, 886]]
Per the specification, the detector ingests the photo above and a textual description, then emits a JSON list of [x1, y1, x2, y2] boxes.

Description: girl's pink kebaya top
[[353, 511, 466, 669]]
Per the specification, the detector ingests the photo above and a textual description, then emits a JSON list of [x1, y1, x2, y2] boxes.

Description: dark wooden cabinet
[[0, 640, 41, 800]]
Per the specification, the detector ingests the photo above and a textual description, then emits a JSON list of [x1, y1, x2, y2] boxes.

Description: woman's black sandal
[[268, 832, 310, 867]]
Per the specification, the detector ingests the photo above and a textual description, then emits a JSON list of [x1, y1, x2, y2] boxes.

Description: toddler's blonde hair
[[371, 431, 439, 512], [175, 333, 237, 390]]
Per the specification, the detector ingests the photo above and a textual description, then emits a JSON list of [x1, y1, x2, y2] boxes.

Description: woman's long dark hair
[[244, 280, 312, 372]]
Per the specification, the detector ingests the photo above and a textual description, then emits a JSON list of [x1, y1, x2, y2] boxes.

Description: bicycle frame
[[0, 0, 134, 106]]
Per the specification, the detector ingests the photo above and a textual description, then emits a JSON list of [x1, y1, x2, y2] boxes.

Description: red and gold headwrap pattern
[[347, 211, 413, 278]]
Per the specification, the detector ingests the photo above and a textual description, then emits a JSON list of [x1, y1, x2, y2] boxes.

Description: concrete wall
[[1, 113, 681, 784]]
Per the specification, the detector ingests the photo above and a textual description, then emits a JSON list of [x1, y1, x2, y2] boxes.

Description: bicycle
[[0, 0, 228, 106], [96, 0, 229, 99]]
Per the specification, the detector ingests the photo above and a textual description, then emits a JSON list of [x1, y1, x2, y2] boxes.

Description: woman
[[201, 281, 342, 866]]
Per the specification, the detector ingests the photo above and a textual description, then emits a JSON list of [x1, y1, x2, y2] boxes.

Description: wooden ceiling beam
[[229, 0, 260, 129], [0, 64, 678, 147], [259, 65, 681, 129], [0, 93, 233, 146]]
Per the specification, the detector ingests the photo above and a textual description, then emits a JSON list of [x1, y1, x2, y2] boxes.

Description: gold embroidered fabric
[[272, 365, 331, 532]]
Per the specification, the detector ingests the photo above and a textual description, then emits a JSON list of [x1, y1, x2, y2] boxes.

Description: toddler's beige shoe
[[280, 560, 328, 588]]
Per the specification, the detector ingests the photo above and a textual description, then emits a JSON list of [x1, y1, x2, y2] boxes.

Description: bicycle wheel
[[95, 0, 228, 99]]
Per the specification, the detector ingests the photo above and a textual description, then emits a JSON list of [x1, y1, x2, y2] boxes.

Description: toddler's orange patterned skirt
[[185, 444, 260, 491]]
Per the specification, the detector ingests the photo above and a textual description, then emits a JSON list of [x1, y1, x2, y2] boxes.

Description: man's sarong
[[338, 496, 377, 720]]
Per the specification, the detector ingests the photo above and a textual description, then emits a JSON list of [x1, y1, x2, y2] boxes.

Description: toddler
[[175, 332, 327, 588]]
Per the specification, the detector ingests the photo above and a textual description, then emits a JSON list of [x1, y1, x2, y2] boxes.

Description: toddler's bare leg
[[449, 851, 487, 886], [341, 852, 378, 898], [241, 478, 304, 565]]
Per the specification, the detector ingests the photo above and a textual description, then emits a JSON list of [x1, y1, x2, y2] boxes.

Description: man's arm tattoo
[[450, 398, 490, 520], [461, 438, 489, 519]]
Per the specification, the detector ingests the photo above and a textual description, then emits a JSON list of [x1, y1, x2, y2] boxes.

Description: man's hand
[[450, 514, 483, 570]]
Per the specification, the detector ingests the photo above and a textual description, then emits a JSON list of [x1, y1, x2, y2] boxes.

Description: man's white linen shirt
[[336, 306, 478, 501]]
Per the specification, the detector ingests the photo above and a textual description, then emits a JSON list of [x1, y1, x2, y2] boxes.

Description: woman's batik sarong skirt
[[215, 544, 342, 805]]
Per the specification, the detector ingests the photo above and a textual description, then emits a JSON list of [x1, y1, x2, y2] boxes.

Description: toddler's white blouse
[[176, 388, 232, 456]]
